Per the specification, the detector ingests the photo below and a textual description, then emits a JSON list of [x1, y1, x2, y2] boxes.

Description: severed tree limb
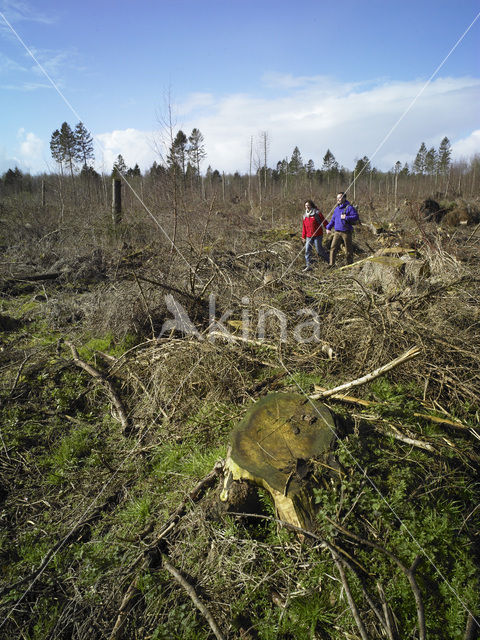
[[147, 460, 224, 549], [109, 575, 142, 640], [371, 422, 436, 452], [1, 271, 62, 292], [65, 341, 131, 433], [314, 385, 474, 432], [465, 612, 480, 640], [324, 515, 426, 640], [313, 386, 372, 406], [309, 346, 421, 400], [325, 543, 369, 640], [132, 274, 201, 303], [329, 546, 394, 639], [109, 462, 224, 640], [377, 581, 398, 640], [162, 556, 225, 640]]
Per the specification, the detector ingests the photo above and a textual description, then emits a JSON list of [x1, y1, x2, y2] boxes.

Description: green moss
[[78, 332, 139, 360]]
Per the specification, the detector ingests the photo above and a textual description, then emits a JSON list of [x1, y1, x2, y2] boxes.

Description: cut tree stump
[[220, 392, 337, 530]]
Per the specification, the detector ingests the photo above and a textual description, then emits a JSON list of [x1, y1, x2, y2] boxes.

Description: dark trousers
[[329, 231, 353, 265]]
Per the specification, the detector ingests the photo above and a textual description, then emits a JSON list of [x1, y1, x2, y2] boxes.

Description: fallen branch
[[338, 249, 415, 272], [413, 412, 475, 431], [65, 341, 131, 433], [109, 462, 224, 639], [1, 270, 62, 286], [148, 460, 224, 548], [162, 556, 225, 640], [309, 346, 421, 400], [313, 386, 372, 406], [324, 515, 426, 640], [131, 273, 201, 303], [9, 352, 33, 397], [326, 543, 369, 640], [314, 385, 473, 432], [371, 422, 436, 452], [377, 582, 398, 640], [108, 575, 141, 640]]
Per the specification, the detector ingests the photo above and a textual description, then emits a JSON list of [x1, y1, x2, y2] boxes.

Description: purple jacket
[[326, 200, 359, 233]]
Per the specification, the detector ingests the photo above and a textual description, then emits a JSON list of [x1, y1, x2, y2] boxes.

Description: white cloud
[[1, 81, 50, 91], [452, 130, 480, 160], [0, 146, 21, 173], [15, 128, 44, 171], [177, 92, 215, 116], [0, 1, 55, 26], [0, 52, 27, 74], [95, 74, 480, 174], [95, 128, 157, 172]]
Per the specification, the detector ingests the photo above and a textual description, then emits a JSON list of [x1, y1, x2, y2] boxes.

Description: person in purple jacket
[[326, 192, 359, 266]]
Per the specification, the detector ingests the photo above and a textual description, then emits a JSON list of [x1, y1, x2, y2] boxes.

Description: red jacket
[[302, 209, 327, 238]]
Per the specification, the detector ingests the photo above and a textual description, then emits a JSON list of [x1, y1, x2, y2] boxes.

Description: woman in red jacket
[[302, 200, 329, 271]]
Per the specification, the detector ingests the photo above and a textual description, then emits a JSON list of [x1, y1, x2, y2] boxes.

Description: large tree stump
[[220, 393, 337, 530]]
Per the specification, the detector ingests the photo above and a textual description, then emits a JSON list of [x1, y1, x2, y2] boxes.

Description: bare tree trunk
[[112, 178, 122, 224], [248, 136, 253, 210]]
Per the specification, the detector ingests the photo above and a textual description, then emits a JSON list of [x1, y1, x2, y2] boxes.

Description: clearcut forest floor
[[1, 194, 480, 640]]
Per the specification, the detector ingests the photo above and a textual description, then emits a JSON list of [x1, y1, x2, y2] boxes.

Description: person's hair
[[337, 192, 346, 198], [305, 199, 316, 209]]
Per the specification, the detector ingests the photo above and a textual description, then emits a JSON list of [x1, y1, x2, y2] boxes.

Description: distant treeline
[[1, 122, 479, 202]]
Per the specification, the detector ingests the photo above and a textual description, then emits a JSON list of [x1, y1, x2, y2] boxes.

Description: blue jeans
[[305, 236, 329, 266]]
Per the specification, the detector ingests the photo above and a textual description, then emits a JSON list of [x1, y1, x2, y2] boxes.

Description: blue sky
[[1, 0, 479, 175]]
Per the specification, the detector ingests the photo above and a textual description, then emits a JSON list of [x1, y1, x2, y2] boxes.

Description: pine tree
[[50, 129, 64, 173], [399, 162, 409, 177], [59, 122, 77, 179], [187, 128, 206, 178], [437, 137, 451, 175], [167, 130, 188, 178], [112, 154, 127, 178], [322, 149, 338, 172], [354, 156, 371, 176], [289, 146, 303, 175], [306, 159, 315, 178], [413, 142, 427, 175], [74, 122, 94, 169], [126, 163, 141, 178], [425, 147, 437, 175], [148, 161, 167, 180], [50, 122, 77, 178], [3, 167, 23, 192]]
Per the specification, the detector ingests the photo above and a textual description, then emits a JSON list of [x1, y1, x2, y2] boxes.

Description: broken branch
[[162, 556, 225, 640], [309, 346, 421, 400], [65, 341, 131, 433]]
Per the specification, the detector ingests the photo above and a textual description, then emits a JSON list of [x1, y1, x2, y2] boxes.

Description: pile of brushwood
[[0, 195, 479, 639]]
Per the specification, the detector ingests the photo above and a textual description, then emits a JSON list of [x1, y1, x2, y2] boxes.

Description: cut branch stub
[[221, 393, 336, 530]]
